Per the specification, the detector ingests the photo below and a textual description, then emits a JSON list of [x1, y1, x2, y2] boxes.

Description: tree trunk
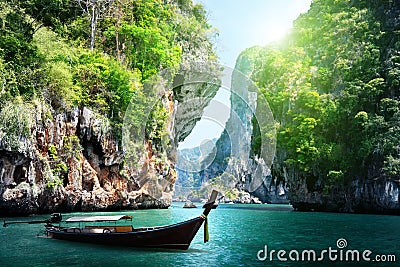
[[90, 4, 97, 51]]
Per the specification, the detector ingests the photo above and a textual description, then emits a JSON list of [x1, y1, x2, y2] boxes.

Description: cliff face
[[289, 176, 400, 214], [175, 58, 287, 203], [219, 55, 288, 204], [0, 67, 219, 216], [287, 1, 400, 214], [0, 0, 219, 216], [0, 104, 176, 216], [172, 66, 221, 146], [237, 1, 400, 214]]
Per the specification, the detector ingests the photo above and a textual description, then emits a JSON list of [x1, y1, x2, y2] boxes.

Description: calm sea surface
[[1, 203, 399, 267]]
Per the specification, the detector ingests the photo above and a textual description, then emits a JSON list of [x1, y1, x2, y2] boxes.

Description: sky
[[197, 0, 312, 67], [178, 0, 312, 149]]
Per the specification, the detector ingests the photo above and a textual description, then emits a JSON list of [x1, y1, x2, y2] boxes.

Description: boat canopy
[[65, 215, 132, 223]]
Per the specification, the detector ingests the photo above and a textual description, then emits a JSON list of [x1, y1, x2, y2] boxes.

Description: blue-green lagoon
[[1, 203, 399, 266]]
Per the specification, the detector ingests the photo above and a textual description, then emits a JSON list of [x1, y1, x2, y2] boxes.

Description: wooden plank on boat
[[65, 215, 132, 223], [115, 226, 133, 232], [85, 225, 133, 232]]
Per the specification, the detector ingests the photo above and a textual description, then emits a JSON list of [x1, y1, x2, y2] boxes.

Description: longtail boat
[[3, 190, 219, 250]]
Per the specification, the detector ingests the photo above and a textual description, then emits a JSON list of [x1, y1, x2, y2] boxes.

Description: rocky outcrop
[[177, 53, 288, 204], [284, 1, 400, 215], [217, 47, 399, 213], [183, 200, 197, 208], [289, 176, 400, 214], [172, 65, 221, 146], [0, 104, 175, 216], [174, 2, 400, 214], [221, 190, 262, 204], [0, 65, 221, 216]]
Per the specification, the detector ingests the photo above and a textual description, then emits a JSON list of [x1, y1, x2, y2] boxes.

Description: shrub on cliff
[[0, 98, 35, 153]]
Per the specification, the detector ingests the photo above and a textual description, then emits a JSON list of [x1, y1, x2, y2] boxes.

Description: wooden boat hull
[[46, 216, 205, 250]]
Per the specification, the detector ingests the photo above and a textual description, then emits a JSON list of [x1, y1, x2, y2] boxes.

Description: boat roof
[[65, 215, 132, 223]]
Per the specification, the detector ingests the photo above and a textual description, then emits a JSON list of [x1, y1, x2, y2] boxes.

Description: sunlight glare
[[265, 25, 290, 43]]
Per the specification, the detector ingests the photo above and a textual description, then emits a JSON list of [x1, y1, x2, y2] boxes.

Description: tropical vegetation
[[247, 0, 400, 195]]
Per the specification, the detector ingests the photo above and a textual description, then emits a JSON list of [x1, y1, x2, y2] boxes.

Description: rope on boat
[[200, 214, 209, 243]]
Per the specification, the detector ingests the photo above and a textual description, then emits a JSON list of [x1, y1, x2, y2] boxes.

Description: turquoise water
[[1, 203, 399, 266]]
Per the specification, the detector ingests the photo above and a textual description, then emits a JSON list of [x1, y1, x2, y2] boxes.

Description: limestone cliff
[[0, 103, 175, 216], [0, 0, 219, 216], [0, 65, 220, 216], [215, 55, 287, 203], [235, 45, 400, 213], [175, 58, 286, 203], [237, 1, 400, 214], [288, 173, 400, 215], [283, 0, 400, 214]]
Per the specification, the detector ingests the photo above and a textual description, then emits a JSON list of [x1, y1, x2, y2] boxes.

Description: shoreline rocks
[[289, 177, 400, 215], [183, 200, 197, 208]]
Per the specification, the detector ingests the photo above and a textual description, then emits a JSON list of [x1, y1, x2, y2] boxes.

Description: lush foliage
[[247, 0, 400, 193], [0, 97, 35, 152], [0, 0, 216, 148]]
